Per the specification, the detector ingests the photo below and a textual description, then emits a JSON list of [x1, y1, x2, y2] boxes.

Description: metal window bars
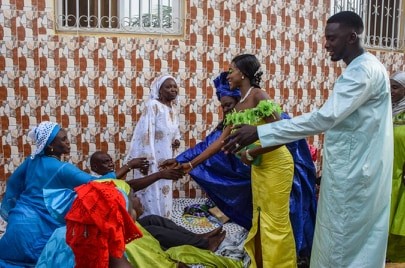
[[55, 0, 183, 35], [332, 0, 404, 50]]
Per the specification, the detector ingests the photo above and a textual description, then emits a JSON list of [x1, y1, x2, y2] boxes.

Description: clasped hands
[[127, 157, 185, 180], [159, 159, 192, 174]]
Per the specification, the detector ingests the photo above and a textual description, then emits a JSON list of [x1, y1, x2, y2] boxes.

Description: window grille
[[331, 0, 405, 50], [55, 0, 184, 35]]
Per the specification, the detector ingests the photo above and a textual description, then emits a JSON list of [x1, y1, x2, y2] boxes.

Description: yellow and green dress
[[387, 111, 405, 262], [225, 100, 297, 268]]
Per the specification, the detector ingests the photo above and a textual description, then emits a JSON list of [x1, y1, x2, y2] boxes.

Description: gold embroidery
[[162, 185, 170, 195], [155, 131, 165, 140]]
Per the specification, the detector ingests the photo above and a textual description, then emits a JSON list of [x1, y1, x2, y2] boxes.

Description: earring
[[51, 147, 54, 152], [241, 76, 245, 80]]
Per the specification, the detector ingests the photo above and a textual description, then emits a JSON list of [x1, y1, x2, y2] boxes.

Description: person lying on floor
[[36, 179, 243, 268], [90, 151, 226, 251]]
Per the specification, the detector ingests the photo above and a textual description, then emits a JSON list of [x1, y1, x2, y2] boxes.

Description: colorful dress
[[126, 99, 180, 218], [36, 179, 243, 268], [0, 156, 110, 267], [387, 111, 405, 262], [175, 115, 317, 259], [225, 100, 297, 267]]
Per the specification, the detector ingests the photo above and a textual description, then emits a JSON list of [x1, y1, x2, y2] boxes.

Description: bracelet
[[125, 163, 132, 170], [188, 162, 193, 169], [245, 149, 255, 161]]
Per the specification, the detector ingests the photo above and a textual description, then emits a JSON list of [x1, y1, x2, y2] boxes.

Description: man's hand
[[222, 124, 259, 154], [158, 167, 184, 180], [127, 157, 149, 175], [127, 157, 149, 170], [159, 159, 179, 170]]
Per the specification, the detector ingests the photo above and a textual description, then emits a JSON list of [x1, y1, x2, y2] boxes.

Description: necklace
[[240, 87, 254, 103]]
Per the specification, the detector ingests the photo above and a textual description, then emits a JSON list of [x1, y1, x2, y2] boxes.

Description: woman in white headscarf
[[387, 71, 405, 262], [125, 75, 181, 218], [0, 121, 115, 267]]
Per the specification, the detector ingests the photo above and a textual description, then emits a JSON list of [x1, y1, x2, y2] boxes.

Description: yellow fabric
[[126, 223, 177, 268], [245, 144, 297, 268], [95, 178, 131, 195], [125, 222, 243, 268]]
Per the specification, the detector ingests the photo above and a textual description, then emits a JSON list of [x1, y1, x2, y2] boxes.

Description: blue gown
[[0, 156, 113, 267], [176, 114, 317, 258]]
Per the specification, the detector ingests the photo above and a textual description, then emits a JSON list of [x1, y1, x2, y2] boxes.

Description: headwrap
[[214, 71, 241, 101], [27, 121, 61, 158], [391, 71, 405, 117], [66, 181, 142, 268], [149, 74, 176, 100], [391, 71, 405, 88]]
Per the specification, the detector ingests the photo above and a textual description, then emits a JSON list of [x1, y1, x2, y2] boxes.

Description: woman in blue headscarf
[[175, 72, 253, 230], [0, 121, 115, 267]]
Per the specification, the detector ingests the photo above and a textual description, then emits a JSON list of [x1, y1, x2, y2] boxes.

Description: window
[[55, 0, 184, 35], [331, 0, 405, 50]]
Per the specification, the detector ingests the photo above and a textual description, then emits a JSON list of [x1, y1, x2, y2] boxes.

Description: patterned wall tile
[[0, 0, 404, 198]]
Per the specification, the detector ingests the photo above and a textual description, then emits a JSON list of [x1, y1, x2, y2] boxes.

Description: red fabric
[[308, 144, 318, 162], [65, 181, 142, 268]]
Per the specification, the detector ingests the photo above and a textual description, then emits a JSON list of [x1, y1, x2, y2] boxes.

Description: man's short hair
[[327, 11, 364, 34], [89, 151, 105, 171]]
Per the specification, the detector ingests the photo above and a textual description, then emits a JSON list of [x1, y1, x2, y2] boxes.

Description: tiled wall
[[1, 0, 404, 198]]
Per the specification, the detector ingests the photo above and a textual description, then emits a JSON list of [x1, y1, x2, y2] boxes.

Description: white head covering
[[149, 75, 176, 100], [28, 121, 60, 158], [391, 71, 405, 88], [391, 71, 405, 116]]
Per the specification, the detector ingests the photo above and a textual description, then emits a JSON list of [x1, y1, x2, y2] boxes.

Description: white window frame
[[331, 0, 405, 50], [55, 0, 184, 35]]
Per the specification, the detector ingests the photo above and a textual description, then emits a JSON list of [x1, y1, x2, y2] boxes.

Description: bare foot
[[206, 230, 226, 252], [196, 226, 223, 239]]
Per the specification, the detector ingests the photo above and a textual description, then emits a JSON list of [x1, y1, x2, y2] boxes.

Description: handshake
[[159, 159, 194, 174]]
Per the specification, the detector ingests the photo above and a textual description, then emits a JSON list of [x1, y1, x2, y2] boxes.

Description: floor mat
[[172, 198, 250, 266]]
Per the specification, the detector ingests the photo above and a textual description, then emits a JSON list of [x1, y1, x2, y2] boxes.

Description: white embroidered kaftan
[[126, 99, 180, 218]]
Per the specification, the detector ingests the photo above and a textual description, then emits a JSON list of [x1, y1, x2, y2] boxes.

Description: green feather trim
[[224, 99, 282, 126]]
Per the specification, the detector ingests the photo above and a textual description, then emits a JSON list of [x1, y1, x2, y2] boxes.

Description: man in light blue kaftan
[[223, 11, 393, 267], [0, 122, 115, 267]]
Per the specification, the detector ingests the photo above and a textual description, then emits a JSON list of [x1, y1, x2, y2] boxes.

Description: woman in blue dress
[[0, 122, 115, 267]]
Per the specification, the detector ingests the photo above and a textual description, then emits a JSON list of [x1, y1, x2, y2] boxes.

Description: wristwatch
[[245, 149, 255, 161]]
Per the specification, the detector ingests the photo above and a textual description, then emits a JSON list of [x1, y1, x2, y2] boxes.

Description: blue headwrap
[[214, 72, 241, 101]]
